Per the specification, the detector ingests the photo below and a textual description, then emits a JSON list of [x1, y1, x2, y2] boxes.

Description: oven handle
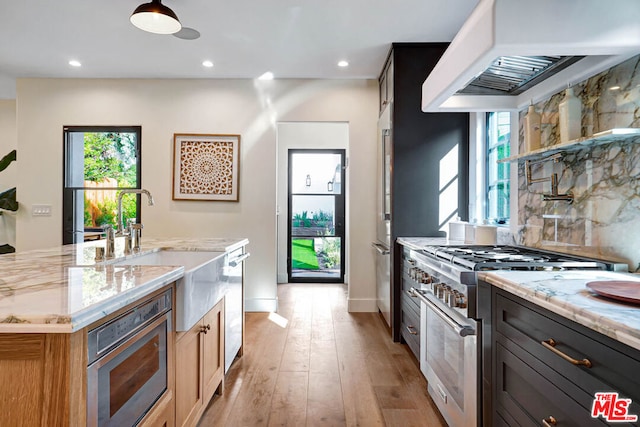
[[411, 287, 475, 337]]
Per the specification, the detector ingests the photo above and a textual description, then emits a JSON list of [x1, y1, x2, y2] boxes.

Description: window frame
[[484, 112, 511, 224], [62, 126, 142, 244]]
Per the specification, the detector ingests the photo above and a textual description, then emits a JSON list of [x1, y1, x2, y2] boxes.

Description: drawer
[[495, 339, 606, 427], [401, 300, 420, 359], [495, 291, 640, 415], [401, 292, 420, 319]]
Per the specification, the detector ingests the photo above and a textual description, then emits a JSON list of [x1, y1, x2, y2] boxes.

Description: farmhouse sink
[[113, 250, 226, 331]]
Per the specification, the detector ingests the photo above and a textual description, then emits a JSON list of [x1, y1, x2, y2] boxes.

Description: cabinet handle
[[542, 415, 557, 426], [541, 339, 592, 368], [406, 325, 418, 335], [200, 324, 211, 334], [406, 289, 418, 298]]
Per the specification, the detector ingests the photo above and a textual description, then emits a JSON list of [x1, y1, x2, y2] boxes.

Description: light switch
[[32, 204, 52, 216]]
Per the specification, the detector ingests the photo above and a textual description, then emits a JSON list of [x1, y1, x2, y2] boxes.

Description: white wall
[[276, 122, 349, 283], [15, 78, 378, 312], [0, 100, 17, 248]]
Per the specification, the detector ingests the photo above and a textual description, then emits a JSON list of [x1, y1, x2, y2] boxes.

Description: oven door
[[421, 294, 478, 427], [87, 311, 170, 427]]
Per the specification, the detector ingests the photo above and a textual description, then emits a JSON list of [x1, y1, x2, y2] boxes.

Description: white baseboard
[[347, 298, 378, 312], [245, 298, 278, 312]]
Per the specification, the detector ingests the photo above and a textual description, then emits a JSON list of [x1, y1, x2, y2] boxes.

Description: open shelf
[[498, 128, 640, 163]]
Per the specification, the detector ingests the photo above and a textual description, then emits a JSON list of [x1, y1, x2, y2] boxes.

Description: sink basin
[[113, 250, 223, 273], [114, 250, 226, 331]]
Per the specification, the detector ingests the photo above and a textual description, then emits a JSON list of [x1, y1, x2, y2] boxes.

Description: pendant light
[[130, 0, 181, 35]]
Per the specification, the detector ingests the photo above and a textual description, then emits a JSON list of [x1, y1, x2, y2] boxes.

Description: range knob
[[433, 283, 442, 297], [443, 286, 452, 302], [446, 291, 455, 307], [456, 293, 467, 309]]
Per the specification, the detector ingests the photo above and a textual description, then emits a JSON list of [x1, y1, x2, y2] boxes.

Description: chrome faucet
[[116, 189, 154, 236], [103, 224, 115, 259]]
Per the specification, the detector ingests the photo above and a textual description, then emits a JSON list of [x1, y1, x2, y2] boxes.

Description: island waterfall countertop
[[0, 237, 248, 334], [479, 270, 640, 352]]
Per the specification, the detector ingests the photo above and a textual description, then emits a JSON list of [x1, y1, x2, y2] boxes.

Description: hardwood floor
[[198, 283, 447, 427]]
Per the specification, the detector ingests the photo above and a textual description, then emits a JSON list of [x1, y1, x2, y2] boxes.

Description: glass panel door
[[288, 150, 345, 282]]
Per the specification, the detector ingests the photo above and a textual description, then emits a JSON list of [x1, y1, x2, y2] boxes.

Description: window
[[63, 126, 141, 244], [486, 112, 510, 223]]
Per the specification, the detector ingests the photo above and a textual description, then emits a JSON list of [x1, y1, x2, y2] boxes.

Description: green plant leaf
[[0, 244, 15, 254], [0, 150, 16, 173], [0, 187, 18, 211]]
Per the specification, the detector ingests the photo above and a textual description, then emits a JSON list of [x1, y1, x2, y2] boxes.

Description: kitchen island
[[479, 270, 640, 426], [0, 237, 248, 427]]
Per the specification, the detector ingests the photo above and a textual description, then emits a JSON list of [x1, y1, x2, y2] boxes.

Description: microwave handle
[[412, 288, 475, 337]]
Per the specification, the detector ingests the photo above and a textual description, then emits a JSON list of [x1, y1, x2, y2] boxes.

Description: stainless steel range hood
[[422, 0, 640, 112]]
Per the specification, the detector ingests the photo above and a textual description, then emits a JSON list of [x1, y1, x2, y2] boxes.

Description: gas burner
[[421, 245, 622, 272]]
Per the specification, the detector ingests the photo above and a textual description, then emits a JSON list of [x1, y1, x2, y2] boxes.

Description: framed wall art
[[172, 133, 241, 201]]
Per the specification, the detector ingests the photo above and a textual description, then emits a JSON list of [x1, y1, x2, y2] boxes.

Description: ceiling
[[0, 0, 479, 99]]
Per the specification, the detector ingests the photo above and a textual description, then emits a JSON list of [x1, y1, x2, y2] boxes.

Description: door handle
[[372, 243, 390, 255]]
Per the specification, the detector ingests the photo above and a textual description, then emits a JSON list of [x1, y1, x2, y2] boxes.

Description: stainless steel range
[[403, 245, 626, 427]]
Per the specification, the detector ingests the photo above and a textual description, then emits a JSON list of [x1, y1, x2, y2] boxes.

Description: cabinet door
[[379, 71, 387, 113], [202, 299, 224, 404], [175, 322, 203, 427], [385, 57, 393, 104], [138, 390, 175, 427]]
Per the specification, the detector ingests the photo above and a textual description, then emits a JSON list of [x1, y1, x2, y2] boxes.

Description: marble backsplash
[[516, 55, 640, 269]]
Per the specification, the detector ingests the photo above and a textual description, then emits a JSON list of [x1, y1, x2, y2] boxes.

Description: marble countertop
[[0, 237, 248, 333], [479, 270, 640, 352]]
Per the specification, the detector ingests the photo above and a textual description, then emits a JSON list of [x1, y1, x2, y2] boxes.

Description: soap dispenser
[[558, 87, 581, 143], [524, 103, 541, 152]]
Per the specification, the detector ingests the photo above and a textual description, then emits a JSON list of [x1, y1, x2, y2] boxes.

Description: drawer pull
[[541, 339, 592, 368], [542, 415, 557, 426], [406, 325, 418, 335]]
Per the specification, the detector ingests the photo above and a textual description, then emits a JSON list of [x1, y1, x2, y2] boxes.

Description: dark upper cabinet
[[380, 43, 470, 344]]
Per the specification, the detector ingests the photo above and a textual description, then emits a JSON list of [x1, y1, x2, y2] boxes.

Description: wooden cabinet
[[175, 298, 224, 427], [0, 332, 86, 426], [0, 284, 177, 427], [490, 286, 640, 426], [139, 390, 175, 427]]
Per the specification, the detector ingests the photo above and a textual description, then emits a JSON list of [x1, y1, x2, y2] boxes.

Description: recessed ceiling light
[[202, 60, 213, 68], [338, 60, 349, 67], [258, 71, 274, 80], [609, 85, 621, 91], [69, 60, 82, 67]]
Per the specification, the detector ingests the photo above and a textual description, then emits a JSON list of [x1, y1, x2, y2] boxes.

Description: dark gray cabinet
[[378, 56, 393, 114], [484, 283, 640, 426], [399, 246, 421, 358], [382, 43, 469, 349]]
